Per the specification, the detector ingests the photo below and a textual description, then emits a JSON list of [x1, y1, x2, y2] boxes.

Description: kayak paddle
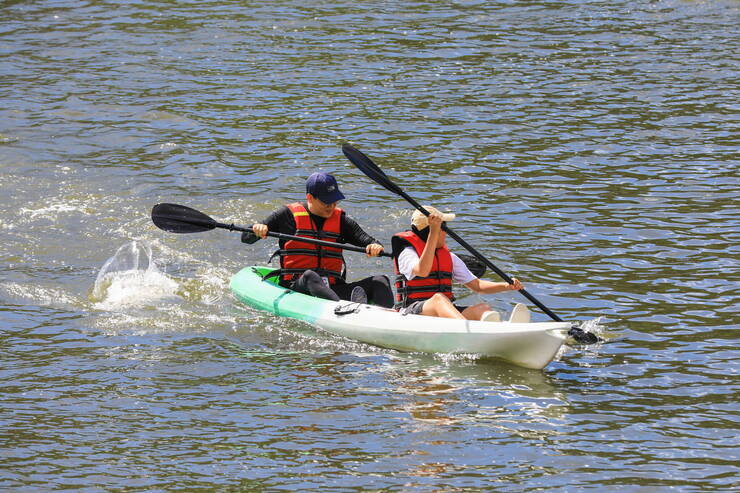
[[151, 203, 393, 257], [151, 203, 488, 277], [341, 143, 599, 344]]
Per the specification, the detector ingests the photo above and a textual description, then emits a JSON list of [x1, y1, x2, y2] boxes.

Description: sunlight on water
[[91, 241, 179, 309], [2, 0, 736, 489]]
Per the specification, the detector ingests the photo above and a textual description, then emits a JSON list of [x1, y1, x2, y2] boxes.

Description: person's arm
[[449, 249, 523, 293], [412, 212, 443, 277], [252, 206, 294, 239], [464, 277, 523, 294], [341, 213, 384, 257]]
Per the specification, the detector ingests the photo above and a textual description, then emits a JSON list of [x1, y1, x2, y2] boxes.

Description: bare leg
[[420, 293, 466, 319], [461, 303, 491, 321]]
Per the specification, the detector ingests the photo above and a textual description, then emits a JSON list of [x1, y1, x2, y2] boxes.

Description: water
[[1, 0, 738, 490]]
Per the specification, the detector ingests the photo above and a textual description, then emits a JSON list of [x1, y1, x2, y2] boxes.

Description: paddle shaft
[[214, 221, 393, 258], [152, 202, 387, 259]]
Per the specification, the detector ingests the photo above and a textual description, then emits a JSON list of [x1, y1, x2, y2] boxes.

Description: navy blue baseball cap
[[305, 172, 345, 204]]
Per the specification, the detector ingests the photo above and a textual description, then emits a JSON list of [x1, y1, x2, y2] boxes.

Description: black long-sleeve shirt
[[261, 204, 381, 248]]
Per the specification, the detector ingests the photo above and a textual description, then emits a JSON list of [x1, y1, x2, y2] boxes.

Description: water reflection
[[384, 357, 568, 431]]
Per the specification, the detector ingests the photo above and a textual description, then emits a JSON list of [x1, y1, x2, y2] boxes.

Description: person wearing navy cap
[[249, 172, 393, 307], [305, 171, 346, 204]]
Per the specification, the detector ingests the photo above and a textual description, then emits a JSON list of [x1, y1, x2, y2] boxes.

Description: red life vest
[[280, 202, 345, 285], [392, 230, 454, 308]]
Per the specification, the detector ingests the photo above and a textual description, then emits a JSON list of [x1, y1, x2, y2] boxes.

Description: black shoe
[[350, 287, 367, 304]]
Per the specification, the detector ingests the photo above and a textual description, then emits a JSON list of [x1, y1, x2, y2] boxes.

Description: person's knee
[[302, 270, 321, 282], [464, 303, 491, 320], [430, 293, 450, 304], [424, 294, 464, 319], [298, 270, 339, 301], [303, 270, 327, 289], [427, 293, 452, 310]]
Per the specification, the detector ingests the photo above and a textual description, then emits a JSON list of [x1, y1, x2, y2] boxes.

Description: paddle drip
[[91, 240, 179, 308]]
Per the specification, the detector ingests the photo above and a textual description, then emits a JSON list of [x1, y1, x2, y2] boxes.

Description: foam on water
[[1, 282, 78, 308], [92, 241, 180, 310]]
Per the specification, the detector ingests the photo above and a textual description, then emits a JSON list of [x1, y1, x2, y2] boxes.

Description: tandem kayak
[[230, 266, 570, 370]]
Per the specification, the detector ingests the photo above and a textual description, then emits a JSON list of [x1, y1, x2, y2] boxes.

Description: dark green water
[[1, 1, 738, 490]]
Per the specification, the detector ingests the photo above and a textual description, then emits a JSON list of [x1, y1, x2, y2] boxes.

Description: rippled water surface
[[1, 1, 738, 490]]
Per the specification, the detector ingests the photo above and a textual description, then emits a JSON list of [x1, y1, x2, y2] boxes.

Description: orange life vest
[[392, 230, 454, 308], [280, 202, 345, 285]]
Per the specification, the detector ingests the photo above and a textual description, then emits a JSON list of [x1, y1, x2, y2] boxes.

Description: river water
[[1, 1, 738, 491]]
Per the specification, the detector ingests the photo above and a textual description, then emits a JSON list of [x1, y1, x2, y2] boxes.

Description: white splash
[[579, 317, 605, 336], [92, 241, 179, 309]]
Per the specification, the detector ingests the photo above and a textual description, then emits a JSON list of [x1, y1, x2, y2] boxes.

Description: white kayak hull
[[230, 266, 569, 370]]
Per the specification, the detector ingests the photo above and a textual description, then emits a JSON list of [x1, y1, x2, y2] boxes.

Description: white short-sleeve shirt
[[397, 246, 476, 285]]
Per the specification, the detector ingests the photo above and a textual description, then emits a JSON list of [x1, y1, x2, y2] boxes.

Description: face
[[306, 194, 339, 218]]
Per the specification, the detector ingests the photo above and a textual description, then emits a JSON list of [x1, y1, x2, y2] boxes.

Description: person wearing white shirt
[[392, 206, 524, 320]]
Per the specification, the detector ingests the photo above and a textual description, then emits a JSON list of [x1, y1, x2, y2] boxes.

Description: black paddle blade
[[240, 230, 260, 244], [342, 144, 403, 196], [151, 203, 216, 234], [457, 253, 486, 278], [568, 326, 600, 344]]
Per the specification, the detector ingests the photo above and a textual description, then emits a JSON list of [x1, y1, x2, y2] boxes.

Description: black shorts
[[400, 300, 468, 315]]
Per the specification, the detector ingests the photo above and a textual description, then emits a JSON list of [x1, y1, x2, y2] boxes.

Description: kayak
[[230, 266, 570, 370]]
